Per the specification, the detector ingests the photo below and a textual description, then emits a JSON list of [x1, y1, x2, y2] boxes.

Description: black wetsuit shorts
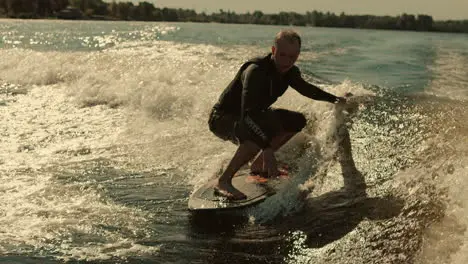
[[208, 107, 306, 146]]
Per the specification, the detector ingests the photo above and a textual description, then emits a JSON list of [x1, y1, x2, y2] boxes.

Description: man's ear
[[271, 45, 276, 54]]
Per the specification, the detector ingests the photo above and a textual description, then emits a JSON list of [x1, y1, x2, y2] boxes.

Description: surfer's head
[[271, 29, 301, 74]]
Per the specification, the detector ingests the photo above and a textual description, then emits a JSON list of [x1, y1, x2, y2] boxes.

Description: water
[[0, 19, 467, 263]]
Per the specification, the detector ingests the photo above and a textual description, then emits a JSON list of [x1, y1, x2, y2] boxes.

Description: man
[[208, 29, 347, 200]]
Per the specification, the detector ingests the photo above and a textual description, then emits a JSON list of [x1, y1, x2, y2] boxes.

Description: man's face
[[271, 39, 300, 74]]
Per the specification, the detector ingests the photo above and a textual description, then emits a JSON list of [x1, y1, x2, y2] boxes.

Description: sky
[[116, 0, 468, 20]]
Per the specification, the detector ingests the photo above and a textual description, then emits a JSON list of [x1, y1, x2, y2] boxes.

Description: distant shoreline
[[0, 1, 467, 34], [1, 16, 467, 35]]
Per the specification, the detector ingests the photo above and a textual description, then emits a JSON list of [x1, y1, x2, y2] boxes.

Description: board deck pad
[[188, 168, 290, 211]]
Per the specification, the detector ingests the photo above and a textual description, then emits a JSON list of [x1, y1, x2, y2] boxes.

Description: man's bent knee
[[286, 112, 306, 132]]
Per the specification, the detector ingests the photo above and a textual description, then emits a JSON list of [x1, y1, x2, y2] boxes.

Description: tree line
[[0, 0, 467, 33]]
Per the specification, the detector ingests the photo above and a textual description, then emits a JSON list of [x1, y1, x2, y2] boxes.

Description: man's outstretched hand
[[335, 96, 347, 105], [335, 92, 353, 105]]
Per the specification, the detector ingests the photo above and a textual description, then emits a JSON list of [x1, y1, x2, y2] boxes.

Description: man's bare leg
[[215, 140, 260, 200], [250, 131, 296, 175]]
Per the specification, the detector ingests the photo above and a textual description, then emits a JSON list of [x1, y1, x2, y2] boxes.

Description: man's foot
[[250, 164, 289, 178], [214, 182, 247, 200]]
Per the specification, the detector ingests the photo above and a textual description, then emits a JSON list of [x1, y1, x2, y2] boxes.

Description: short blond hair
[[274, 29, 301, 48]]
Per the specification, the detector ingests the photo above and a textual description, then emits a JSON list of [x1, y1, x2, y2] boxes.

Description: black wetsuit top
[[213, 53, 339, 148]]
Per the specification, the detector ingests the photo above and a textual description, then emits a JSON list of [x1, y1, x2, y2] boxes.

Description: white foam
[[425, 47, 468, 101], [414, 113, 468, 264]]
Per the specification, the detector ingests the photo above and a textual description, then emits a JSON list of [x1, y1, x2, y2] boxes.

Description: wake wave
[[5, 34, 465, 263]]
